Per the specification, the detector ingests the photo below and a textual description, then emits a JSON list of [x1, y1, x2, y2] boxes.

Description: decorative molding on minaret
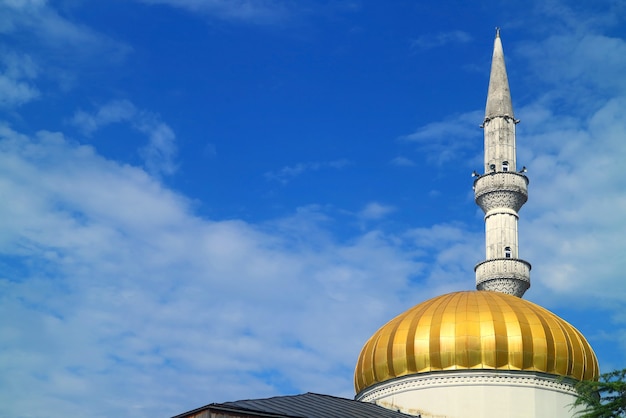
[[474, 30, 531, 298]]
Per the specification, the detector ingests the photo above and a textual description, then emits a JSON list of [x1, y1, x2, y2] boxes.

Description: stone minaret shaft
[[473, 30, 531, 298]]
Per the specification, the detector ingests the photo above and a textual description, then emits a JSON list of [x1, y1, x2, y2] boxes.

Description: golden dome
[[354, 291, 599, 394]]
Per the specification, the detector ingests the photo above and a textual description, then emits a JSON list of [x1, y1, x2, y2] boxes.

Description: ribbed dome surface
[[354, 291, 599, 394]]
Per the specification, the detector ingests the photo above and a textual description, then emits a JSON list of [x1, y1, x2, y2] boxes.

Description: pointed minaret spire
[[473, 31, 531, 297], [485, 28, 514, 119]]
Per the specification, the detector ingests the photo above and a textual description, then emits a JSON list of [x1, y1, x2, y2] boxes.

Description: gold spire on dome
[[354, 291, 599, 394]]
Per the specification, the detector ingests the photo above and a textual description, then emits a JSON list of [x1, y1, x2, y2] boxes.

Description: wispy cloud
[[404, 222, 482, 294], [400, 110, 483, 165], [0, 1, 131, 64], [358, 202, 395, 221], [0, 52, 39, 107], [136, 0, 291, 24], [71, 100, 137, 135], [411, 30, 472, 50], [390, 156, 415, 167], [517, 33, 626, 115], [0, 0, 131, 103], [265, 159, 351, 184], [71, 101, 178, 176]]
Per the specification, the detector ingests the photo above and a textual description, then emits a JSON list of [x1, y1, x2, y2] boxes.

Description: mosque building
[[353, 28, 599, 417], [173, 31, 599, 418]]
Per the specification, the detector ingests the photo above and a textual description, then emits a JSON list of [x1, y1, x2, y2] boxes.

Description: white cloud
[[404, 223, 483, 294], [520, 95, 626, 307], [71, 101, 178, 176], [0, 0, 130, 99], [401, 110, 483, 165], [1, 50, 38, 79], [0, 1, 131, 62], [0, 74, 39, 107], [358, 202, 395, 220], [517, 33, 626, 111], [0, 125, 425, 417], [137, 118, 178, 176], [71, 100, 138, 136], [0, 52, 39, 107]]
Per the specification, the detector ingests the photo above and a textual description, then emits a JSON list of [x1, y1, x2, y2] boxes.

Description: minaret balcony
[[474, 172, 528, 213], [475, 258, 531, 296]]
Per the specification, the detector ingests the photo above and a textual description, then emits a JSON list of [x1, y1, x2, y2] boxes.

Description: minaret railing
[[475, 258, 531, 295], [474, 172, 528, 214]]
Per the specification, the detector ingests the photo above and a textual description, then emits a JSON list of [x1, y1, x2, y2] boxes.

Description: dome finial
[[495, 27, 500, 38]]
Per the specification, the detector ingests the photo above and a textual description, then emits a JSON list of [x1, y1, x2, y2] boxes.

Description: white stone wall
[[484, 117, 517, 173], [357, 371, 582, 418], [485, 212, 519, 259]]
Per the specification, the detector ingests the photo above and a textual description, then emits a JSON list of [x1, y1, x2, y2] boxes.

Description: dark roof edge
[[171, 402, 299, 418]]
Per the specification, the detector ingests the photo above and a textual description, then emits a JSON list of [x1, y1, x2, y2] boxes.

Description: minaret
[[473, 29, 531, 297]]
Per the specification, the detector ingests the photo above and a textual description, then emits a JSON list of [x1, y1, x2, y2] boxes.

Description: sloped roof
[[173, 392, 415, 418]]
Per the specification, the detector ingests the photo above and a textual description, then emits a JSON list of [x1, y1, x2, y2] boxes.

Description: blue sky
[[1, 0, 626, 417]]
